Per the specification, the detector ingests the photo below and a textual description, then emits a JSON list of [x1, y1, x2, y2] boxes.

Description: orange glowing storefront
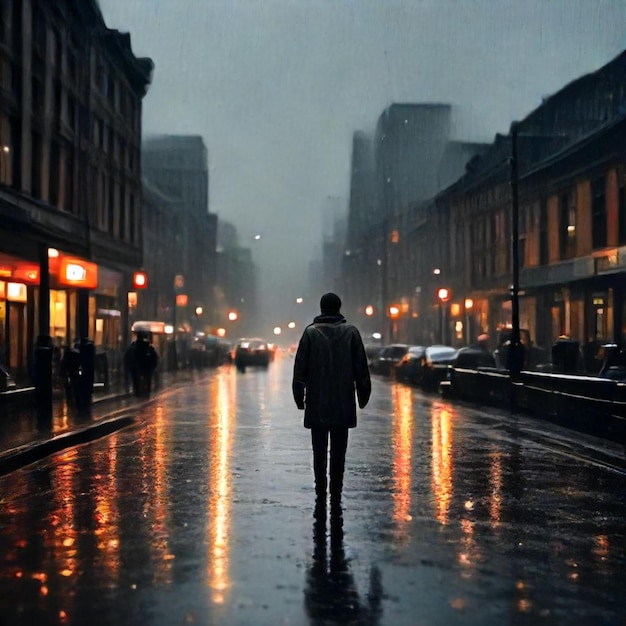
[[0, 250, 125, 381]]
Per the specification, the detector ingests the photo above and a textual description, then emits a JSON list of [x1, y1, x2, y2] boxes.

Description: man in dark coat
[[292, 292, 371, 520], [125, 331, 159, 398]]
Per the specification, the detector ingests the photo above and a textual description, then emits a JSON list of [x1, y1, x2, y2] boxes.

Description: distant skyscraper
[[375, 103, 452, 218], [142, 135, 217, 323]]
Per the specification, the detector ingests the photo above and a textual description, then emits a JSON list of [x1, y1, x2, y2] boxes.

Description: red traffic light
[[437, 287, 451, 302], [133, 271, 148, 289]]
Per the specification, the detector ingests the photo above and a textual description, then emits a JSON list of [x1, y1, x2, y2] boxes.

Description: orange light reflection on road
[[207, 369, 236, 604], [51, 453, 78, 577], [592, 535, 610, 576], [458, 518, 477, 579], [391, 383, 414, 542], [431, 405, 453, 525], [489, 449, 503, 527], [149, 404, 173, 585], [48, 451, 78, 620], [93, 436, 121, 583]]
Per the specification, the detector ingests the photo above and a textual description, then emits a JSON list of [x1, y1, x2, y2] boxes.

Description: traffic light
[[437, 287, 451, 302], [133, 270, 148, 289]]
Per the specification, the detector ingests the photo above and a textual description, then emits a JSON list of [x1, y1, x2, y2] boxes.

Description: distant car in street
[[234, 338, 272, 370], [420, 345, 457, 390], [394, 346, 426, 384]]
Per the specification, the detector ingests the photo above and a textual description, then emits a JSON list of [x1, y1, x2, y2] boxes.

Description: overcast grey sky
[[100, 0, 626, 329]]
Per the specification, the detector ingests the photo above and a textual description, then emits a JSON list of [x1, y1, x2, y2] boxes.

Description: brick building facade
[[0, 0, 152, 383]]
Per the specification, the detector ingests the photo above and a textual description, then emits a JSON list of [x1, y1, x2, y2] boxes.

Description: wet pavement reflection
[[0, 357, 625, 625]]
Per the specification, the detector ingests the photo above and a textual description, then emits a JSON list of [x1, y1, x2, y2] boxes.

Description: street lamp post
[[437, 288, 451, 345], [464, 298, 474, 345], [508, 123, 524, 376], [34, 243, 52, 423], [388, 305, 400, 344]]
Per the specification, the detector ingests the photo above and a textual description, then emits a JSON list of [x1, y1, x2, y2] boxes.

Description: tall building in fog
[[375, 103, 452, 218], [215, 220, 258, 336], [142, 135, 217, 325]]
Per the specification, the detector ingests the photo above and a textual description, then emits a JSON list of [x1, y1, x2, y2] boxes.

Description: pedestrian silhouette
[[293, 292, 371, 520], [59, 339, 81, 406], [125, 331, 159, 397]]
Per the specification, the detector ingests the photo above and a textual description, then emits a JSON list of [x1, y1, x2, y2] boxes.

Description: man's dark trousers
[[311, 426, 349, 508]]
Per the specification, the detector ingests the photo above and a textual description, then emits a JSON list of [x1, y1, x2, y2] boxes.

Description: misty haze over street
[[99, 0, 626, 328]]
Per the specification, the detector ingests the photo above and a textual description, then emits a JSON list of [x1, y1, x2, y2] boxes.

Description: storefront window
[[50, 289, 67, 344], [0, 296, 6, 366]]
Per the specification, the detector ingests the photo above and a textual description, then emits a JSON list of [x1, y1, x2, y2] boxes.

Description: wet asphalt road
[[0, 356, 625, 626]]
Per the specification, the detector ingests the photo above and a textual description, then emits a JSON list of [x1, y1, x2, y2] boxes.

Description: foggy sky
[[99, 0, 626, 333]]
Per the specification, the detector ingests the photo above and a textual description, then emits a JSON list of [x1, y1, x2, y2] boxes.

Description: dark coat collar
[[313, 313, 346, 324]]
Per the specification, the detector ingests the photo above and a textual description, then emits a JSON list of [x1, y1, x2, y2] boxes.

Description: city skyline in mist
[[99, 0, 626, 332]]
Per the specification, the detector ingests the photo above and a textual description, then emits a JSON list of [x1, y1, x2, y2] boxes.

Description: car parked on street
[[420, 345, 457, 391], [394, 346, 426, 384], [370, 344, 411, 377]]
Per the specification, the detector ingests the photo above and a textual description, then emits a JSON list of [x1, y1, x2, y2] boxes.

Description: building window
[[0, 55, 10, 92], [31, 131, 42, 199], [129, 193, 136, 243], [65, 148, 74, 214], [120, 186, 127, 240], [0, 114, 12, 186], [49, 139, 60, 207], [67, 96, 77, 134], [0, 1, 8, 40], [538, 199, 548, 265], [32, 6, 46, 55], [31, 75, 43, 116], [559, 192, 576, 259], [592, 177, 607, 249], [11, 3, 22, 59], [67, 49, 77, 85], [619, 175, 626, 246], [11, 61, 21, 105], [108, 179, 116, 235], [10, 116, 20, 189]]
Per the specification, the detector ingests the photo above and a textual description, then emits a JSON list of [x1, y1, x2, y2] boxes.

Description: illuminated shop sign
[[57, 257, 98, 288], [0, 251, 98, 289], [12, 264, 39, 284]]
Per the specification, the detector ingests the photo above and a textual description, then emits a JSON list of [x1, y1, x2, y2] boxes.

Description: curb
[[0, 414, 136, 477]]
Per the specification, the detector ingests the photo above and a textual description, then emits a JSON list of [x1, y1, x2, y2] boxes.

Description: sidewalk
[[0, 369, 197, 476]]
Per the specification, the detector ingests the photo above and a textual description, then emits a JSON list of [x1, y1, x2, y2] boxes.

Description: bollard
[[33, 335, 53, 425], [76, 338, 95, 415]]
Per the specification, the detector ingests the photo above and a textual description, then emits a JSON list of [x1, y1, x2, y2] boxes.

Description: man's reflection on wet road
[[304, 511, 383, 625]]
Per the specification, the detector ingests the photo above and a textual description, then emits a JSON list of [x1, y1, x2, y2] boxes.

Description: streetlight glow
[[288, 321, 296, 329], [273, 326, 282, 335], [228, 310, 238, 322], [437, 288, 451, 302], [365, 305, 374, 317]]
